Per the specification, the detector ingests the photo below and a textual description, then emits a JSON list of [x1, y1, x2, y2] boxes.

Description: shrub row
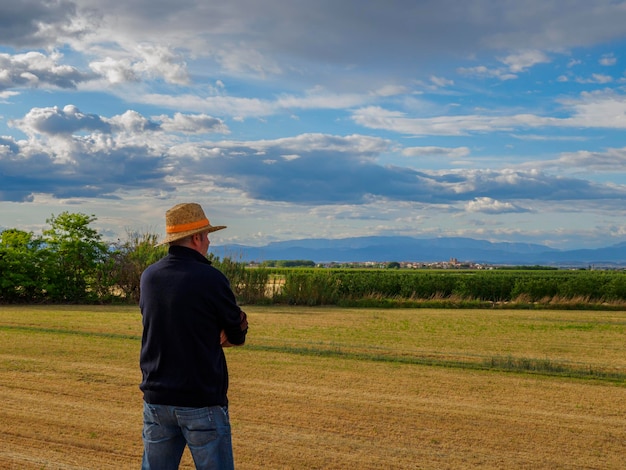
[[262, 269, 626, 306]]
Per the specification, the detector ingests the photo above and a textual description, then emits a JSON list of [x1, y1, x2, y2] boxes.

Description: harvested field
[[1, 305, 625, 469]]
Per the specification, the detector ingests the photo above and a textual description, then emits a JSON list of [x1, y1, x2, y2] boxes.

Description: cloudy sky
[[3, 0, 626, 249]]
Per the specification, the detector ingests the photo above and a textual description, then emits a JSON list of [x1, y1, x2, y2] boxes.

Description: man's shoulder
[[142, 251, 226, 279]]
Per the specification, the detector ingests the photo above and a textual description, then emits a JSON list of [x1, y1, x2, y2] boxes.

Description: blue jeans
[[142, 401, 234, 470]]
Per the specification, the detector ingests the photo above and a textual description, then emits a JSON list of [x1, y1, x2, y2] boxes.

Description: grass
[[1, 305, 625, 469], [246, 306, 626, 379]]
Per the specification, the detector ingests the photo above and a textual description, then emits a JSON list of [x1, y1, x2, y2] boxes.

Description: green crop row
[[253, 269, 626, 306]]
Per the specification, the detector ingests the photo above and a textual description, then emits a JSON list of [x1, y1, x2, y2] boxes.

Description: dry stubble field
[[1, 304, 625, 469]]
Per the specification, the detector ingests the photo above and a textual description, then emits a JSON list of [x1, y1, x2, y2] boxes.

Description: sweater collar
[[168, 245, 212, 265]]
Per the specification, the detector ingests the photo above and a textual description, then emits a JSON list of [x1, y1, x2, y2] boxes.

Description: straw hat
[[157, 202, 226, 245]]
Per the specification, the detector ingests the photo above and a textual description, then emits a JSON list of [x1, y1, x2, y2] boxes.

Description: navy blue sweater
[[139, 245, 246, 407]]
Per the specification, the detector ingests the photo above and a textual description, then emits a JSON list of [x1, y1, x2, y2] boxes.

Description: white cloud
[[429, 76, 454, 88], [0, 51, 93, 91], [352, 106, 555, 136], [510, 134, 588, 142], [599, 53, 617, 66], [456, 65, 517, 81], [136, 93, 276, 118], [276, 88, 369, 110], [134, 44, 189, 85], [213, 44, 282, 76], [559, 90, 626, 128], [13, 105, 111, 136], [0, 90, 20, 101], [132, 87, 373, 119], [465, 197, 530, 214], [402, 146, 470, 159], [500, 50, 551, 73], [456, 50, 550, 82], [89, 57, 138, 84], [568, 59, 582, 68], [539, 146, 626, 172], [87, 44, 189, 85], [373, 84, 409, 97], [109, 110, 159, 134], [575, 73, 614, 84], [353, 90, 626, 136], [157, 112, 229, 134]]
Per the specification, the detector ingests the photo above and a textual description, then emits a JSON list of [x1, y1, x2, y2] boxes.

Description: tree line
[[0, 211, 273, 305], [0, 212, 165, 303]]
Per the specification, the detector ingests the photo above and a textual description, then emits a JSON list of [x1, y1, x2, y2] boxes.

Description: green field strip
[[3, 322, 624, 383], [246, 343, 626, 383], [0, 324, 140, 341]]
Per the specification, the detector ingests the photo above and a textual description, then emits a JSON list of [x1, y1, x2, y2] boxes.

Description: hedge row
[[260, 269, 626, 306]]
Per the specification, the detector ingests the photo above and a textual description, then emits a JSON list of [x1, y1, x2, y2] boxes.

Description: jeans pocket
[[176, 407, 219, 446], [142, 403, 166, 441]]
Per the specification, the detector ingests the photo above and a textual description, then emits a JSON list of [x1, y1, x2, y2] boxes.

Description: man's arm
[[221, 310, 248, 347]]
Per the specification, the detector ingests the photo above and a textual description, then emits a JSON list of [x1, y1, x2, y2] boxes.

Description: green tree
[[0, 229, 46, 302], [41, 212, 109, 302]]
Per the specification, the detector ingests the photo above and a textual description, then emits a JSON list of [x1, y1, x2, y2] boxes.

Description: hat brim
[[156, 224, 227, 246]]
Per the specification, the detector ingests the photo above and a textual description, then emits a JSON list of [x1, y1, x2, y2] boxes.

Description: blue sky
[[3, 0, 626, 249]]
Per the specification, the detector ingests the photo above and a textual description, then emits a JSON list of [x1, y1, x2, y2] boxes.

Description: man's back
[[140, 245, 244, 407]]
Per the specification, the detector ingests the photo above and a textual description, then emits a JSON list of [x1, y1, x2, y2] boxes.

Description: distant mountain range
[[213, 236, 626, 267]]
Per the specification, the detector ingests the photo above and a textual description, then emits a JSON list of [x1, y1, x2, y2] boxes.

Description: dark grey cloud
[[175, 138, 626, 205], [264, 0, 626, 63], [137, 2, 626, 69], [451, 170, 621, 202], [4, 100, 626, 209], [0, 134, 171, 202], [11, 0, 614, 94], [3, 0, 626, 98], [0, 107, 222, 202], [210, 149, 423, 204], [0, 0, 84, 47], [95, 0, 626, 56]]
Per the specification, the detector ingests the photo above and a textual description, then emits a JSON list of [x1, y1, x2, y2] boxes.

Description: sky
[[3, 0, 626, 250]]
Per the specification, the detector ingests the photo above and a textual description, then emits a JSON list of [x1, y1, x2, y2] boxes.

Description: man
[[139, 202, 248, 470]]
